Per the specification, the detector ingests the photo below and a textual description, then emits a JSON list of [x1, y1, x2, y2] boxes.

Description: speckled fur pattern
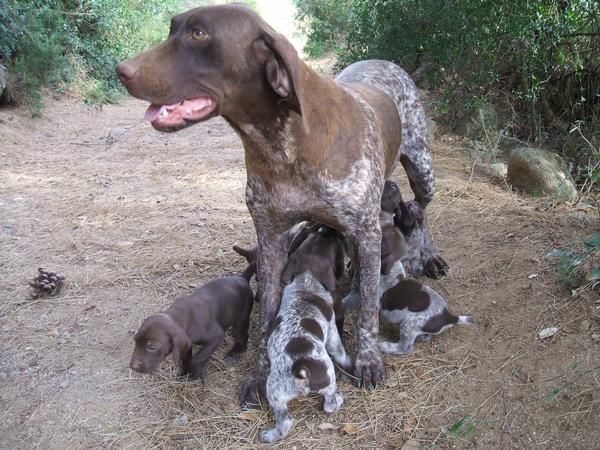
[[261, 272, 351, 443], [379, 281, 473, 354], [336, 61, 434, 206]]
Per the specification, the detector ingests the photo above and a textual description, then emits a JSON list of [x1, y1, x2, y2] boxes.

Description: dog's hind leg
[[322, 384, 344, 414], [260, 398, 293, 443]]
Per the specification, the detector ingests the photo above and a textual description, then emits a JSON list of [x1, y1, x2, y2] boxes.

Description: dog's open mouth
[[144, 96, 217, 131]]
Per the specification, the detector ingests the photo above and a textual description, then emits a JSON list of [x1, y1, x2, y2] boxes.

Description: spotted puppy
[[379, 279, 474, 354], [129, 263, 255, 379], [261, 270, 351, 443]]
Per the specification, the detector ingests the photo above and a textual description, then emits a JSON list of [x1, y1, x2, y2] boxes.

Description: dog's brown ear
[[169, 325, 192, 368], [255, 30, 309, 132]]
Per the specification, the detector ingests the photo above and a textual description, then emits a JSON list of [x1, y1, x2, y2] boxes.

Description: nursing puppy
[[261, 228, 351, 443], [129, 263, 255, 380], [378, 279, 473, 354], [343, 180, 420, 309]]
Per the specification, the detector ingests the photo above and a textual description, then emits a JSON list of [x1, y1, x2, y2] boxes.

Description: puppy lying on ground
[[129, 263, 255, 380], [378, 278, 473, 354], [346, 181, 472, 353], [261, 227, 351, 443]]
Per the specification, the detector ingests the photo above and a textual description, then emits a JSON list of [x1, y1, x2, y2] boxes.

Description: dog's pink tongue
[[144, 102, 182, 122], [144, 104, 163, 122]]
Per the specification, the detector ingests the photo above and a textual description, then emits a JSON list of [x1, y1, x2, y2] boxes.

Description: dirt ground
[[0, 93, 598, 449]]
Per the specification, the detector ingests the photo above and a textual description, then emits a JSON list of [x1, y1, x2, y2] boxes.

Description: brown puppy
[[130, 263, 255, 380]]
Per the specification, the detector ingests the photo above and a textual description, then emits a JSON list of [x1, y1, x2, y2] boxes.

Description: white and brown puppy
[[378, 278, 473, 354], [261, 228, 351, 443]]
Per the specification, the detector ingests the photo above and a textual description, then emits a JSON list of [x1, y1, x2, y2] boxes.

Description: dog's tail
[[457, 315, 474, 326], [233, 245, 257, 264], [291, 357, 330, 389], [240, 261, 257, 282]]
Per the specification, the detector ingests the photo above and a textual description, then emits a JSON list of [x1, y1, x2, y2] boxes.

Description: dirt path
[[0, 96, 598, 449]]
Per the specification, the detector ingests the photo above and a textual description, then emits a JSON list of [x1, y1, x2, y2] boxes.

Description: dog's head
[[129, 314, 191, 373], [381, 180, 403, 212], [116, 4, 306, 132]]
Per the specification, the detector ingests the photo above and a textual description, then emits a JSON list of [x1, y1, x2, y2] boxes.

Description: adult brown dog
[[116, 4, 447, 403]]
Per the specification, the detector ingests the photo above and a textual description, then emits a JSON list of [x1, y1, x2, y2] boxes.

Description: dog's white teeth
[[160, 107, 169, 118]]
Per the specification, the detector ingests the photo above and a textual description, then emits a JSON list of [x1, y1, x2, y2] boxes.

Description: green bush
[[0, 0, 181, 112], [294, 0, 352, 57], [315, 0, 599, 189]]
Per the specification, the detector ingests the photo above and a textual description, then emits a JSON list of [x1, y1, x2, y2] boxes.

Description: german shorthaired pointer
[[263, 269, 351, 443], [129, 263, 255, 380], [379, 279, 473, 354], [116, 4, 447, 402]]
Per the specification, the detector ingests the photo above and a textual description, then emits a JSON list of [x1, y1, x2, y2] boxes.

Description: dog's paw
[[422, 251, 448, 279], [260, 428, 283, 443], [353, 349, 385, 389], [323, 392, 344, 413], [239, 376, 266, 408]]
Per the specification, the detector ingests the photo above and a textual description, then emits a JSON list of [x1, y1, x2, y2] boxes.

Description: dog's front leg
[[239, 221, 289, 407], [352, 226, 385, 388]]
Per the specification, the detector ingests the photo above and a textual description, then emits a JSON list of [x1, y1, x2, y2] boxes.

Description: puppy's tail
[[291, 358, 329, 390], [457, 315, 474, 326], [240, 261, 257, 282], [233, 245, 257, 264]]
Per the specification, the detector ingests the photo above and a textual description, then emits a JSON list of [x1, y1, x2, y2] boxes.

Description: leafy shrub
[[547, 232, 600, 289], [296, 0, 599, 189], [293, 0, 352, 57], [0, 0, 182, 111]]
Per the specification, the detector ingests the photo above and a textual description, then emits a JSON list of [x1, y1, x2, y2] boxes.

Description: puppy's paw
[[422, 251, 449, 279], [323, 392, 344, 413], [353, 349, 385, 389], [379, 340, 413, 354], [260, 428, 283, 443]]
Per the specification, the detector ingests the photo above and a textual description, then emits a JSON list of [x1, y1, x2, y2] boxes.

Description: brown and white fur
[[262, 270, 351, 443], [116, 4, 447, 401], [378, 279, 473, 354]]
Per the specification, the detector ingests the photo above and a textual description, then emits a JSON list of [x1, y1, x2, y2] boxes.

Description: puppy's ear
[[168, 324, 192, 368], [253, 29, 309, 132]]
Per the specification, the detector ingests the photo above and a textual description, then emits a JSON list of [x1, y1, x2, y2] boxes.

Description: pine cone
[[29, 268, 65, 298]]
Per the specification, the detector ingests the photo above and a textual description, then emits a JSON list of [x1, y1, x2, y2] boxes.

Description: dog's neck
[[226, 64, 355, 172]]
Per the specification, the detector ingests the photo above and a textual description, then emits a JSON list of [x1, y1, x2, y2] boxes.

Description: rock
[[173, 414, 189, 426], [507, 147, 578, 201], [401, 439, 421, 450], [473, 162, 507, 180]]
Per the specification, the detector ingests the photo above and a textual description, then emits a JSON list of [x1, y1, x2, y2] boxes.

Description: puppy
[[129, 263, 255, 380], [378, 278, 473, 354], [261, 270, 352, 443], [343, 180, 419, 309]]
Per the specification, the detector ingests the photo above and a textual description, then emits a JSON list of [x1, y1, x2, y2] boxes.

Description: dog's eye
[[191, 28, 207, 41], [146, 342, 159, 352]]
